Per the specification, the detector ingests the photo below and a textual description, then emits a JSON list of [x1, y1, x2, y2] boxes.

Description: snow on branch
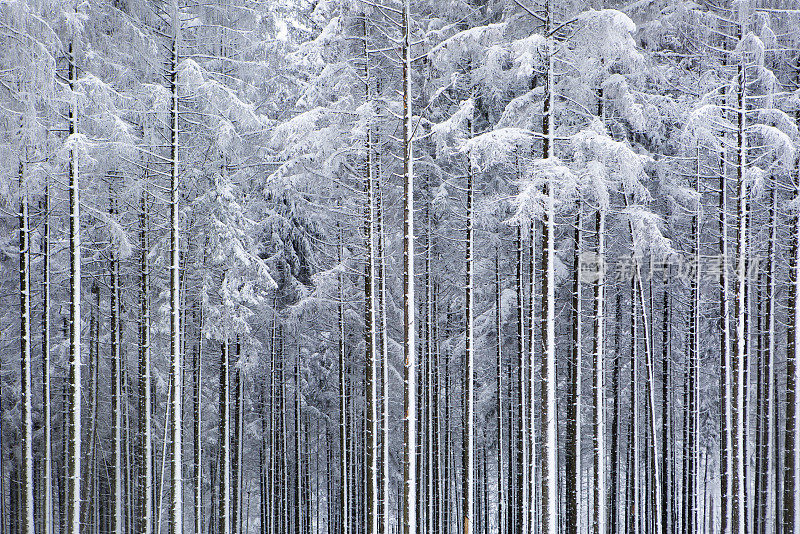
[[428, 22, 508, 72], [460, 127, 533, 168], [750, 123, 796, 168], [510, 157, 576, 225], [432, 98, 473, 155], [572, 126, 650, 203]]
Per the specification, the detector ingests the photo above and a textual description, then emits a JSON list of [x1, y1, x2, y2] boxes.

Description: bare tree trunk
[[540, 4, 557, 532], [139, 186, 154, 534], [19, 161, 34, 534], [566, 207, 581, 534], [194, 304, 204, 534], [66, 35, 82, 534], [733, 43, 748, 534], [168, 1, 184, 531], [110, 189, 124, 534], [764, 184, 777, 534], [719, 148, 733, 534], [220, 339, 231, 534], [463, 149, 475, 534], [516, 225, 527, 534], [592, 210, 606, 534], [609, 291, 621, 534], [496, 251, 504, 534], [660, 268, 670, 534], [339, 233, 349, 534], [401, 0, 417, 531]]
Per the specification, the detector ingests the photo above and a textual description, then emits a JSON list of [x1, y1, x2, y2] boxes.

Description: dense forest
[[2, 1, 800, 534]]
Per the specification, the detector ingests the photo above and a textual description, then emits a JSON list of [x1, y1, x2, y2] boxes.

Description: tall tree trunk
[[660, 268, 670, 534], [719, 148, 733, 534], [732, 17, 747, 534], [362, 15, 379, 534], [378, 171, 391, 534], [540, 4, 557, 532], [788, 164, 800, 534], [169, 1, 183, 531], [194, 304, 204, 534], [496, 251, 504, 534], [83, 282, 100, 534], [401, 0, 417, 532], [110, 190, 124, 534], [41, 179, 53, 534], [339, 235, 349, 534], [220, 340, 231, 534], [139, 187, 154, 534], [688, 162, 701, 534], [764, 184, 777, 534], [66, 35, 82, 534], [566, 207, 581, 534], [269, 317, 278, 534], [592, 209, 606, 534], [527, 224, 535, 534], [296, 346, 303, 534], [609, 291, 621, 534], [426, 186, 435, 534], [232, 348, 239, 534], [19, 161, 34, 534], [463, 150, 475, 534], [516, 225, 527, 534], [631, 278, 640, 534]]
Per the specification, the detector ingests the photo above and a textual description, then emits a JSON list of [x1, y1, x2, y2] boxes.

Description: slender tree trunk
[[764, 184, 777, 534], [232, 341, 242, 534], [401, 0, 417, 532], [788, 168, 800, 534], [195, 304, 204, 534], [362, 16, 379, 534], [269, 317, 277, 534], [732, 25, 747, 534], [592, 209, 606, 534], [688, 164, 701, 534], [296, 346, 303, 534], [40, 177, 53, 534], [220, 340, 231, 534], [83, 282, 100, 534], [631, 278, 640, 534], [660, 268, 670, 534], [110, 190, 124, 534], [540, 4, 557, 532], [463, 150, 475, 534], [516, 225, 527, 534], [720, 148, 733, 534], [66, 35, 82, 534], [339, 235, 349, 534], [169, 2, 183, 531], [496, 251, 504, 534], [19, 161, 34, 534], [527, 223, 535, 534], [40, 185, 53, 534], [566, 207, 581, 534], [378, 171, 391, 534], [609, 292, 621, 534], [139, 187, 154, 534]]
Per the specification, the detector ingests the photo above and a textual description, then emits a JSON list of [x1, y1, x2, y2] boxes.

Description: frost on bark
[[66, 36, 82, 534], [401, 0, 416, 531], [592, 209, 606, 534], [19, 161, 34, 534], [168, 1, 183, 531]]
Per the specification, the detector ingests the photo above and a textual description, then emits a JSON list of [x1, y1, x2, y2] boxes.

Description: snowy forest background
[[2, 1, 800, 534]]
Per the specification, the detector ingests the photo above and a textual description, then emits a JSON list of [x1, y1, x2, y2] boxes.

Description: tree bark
[[66, 35, 82, 534]]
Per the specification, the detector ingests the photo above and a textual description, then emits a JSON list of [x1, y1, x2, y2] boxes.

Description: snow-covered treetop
[[570, 9, 643, 82]]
